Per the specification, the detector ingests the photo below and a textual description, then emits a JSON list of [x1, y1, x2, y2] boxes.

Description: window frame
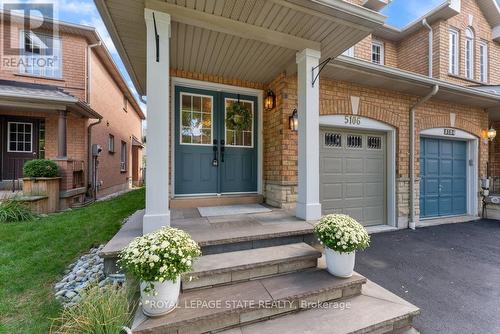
[[7, 121, 33, 153], [179, 92, 214, 146], [342, 46, 355, 57], [224, 97, 255, 148], [448, 28, 459, 75], [19, 30, 62, 79], [464, 28, 474, 80], [480, 41, 488, 83], [108, 134, 115, 153], [371, 40, 384, 65], [120, 140, 127, 172]]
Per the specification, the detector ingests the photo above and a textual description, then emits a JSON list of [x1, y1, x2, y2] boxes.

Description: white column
[[143, 9, 171, 234], [296, 48, 322, 221]]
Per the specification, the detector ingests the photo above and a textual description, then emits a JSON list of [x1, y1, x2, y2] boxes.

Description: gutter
[[86, 41, 102, 103], [409, 85, 439, 229], [422, 19, 433, 78]]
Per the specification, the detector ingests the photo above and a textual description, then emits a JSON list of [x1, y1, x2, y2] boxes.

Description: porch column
[[143, 9, 171, 233], [57, 110, 67, 159], [296, 49, 322, 221]]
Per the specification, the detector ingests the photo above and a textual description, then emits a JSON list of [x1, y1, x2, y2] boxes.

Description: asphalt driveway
[[355, 220, 500, 334]]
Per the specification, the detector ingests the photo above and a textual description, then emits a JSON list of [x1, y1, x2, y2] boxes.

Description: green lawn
[[0, 188, 145, 334]]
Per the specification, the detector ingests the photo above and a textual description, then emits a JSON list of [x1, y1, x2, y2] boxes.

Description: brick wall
[[89, 50, 143, 197]]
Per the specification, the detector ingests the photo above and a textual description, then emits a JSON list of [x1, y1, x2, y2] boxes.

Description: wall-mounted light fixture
[[289, 109, 298, 132], [481, 126, 497, 142], [264, 89, 276, 110]]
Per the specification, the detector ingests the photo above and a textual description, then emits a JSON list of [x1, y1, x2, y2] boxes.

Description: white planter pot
[[140, 278, 180, 317], [325, 247, 355, 278]]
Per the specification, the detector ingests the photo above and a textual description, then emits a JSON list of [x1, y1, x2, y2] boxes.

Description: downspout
[[422, 19, 433, 78], [409, 85, 439, 229], [86, 41, 102, 200]]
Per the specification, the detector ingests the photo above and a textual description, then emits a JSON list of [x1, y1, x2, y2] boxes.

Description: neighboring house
[[0, 12, 145, 207], [96, 0, 500, 232]]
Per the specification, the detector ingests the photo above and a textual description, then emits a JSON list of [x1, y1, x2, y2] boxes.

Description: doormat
[[198, 204, 272, 217]]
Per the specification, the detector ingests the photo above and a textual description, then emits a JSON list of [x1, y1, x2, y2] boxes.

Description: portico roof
[[0, 80, 102, 119], [94, 0, 386, 96], [323, 56, 500, 115]]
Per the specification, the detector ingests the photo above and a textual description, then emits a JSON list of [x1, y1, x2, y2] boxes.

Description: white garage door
[[320, 128, 386, 226]]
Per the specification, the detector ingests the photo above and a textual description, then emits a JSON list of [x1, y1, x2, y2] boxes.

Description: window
[[225, 98, 254, 147], [180, 93, 213, 145], [38, 120, 45, 159], [367, 136, 382, 149], [371, 40, 384, 65], [342, 46, 354, 57], [19, 31, 61, 78], [465, 28, 474, 80], [108, 134, 115, 153], [120, 141, 127, 172], [449, 29, 459, 75], [123, 95, 128, 112], [480, 42, 488, 83], [347, 135, 362, 149], [8, 122, 32, 152], [325, 133, 342, 147]]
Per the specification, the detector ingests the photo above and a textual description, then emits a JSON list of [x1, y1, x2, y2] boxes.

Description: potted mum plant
[[119, 227, 201, 317], [314, 214, 370, 278]]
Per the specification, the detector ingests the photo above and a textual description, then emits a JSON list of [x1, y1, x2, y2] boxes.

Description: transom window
[[180, 93, 213, 145], [19, 31, 62, 78], [8, 122, 32, 152], [449, 29, 459, 75], [465, 28, 474, 80], [480, 42, 488, 83], [371, 40, 384, 65], [225, 98, 254, 147]]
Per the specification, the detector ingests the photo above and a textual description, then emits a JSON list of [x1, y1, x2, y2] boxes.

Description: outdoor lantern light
[[482, 127, 497, 142], [289, 109, 298, 132], [264, 89, 276, 110]]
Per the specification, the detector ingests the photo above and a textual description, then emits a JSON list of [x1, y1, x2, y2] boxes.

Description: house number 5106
[[345, 116, 361, 125]]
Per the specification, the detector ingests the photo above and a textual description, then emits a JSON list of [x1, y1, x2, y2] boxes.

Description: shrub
[[50, 284, 135, 334], [119, 227, 201, 291], [0, 199, 35, 223], [23, 159, 59, 178], [314, 214, 370, 253]]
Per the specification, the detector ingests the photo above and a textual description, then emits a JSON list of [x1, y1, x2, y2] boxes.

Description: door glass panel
[[225, 98, 253, 147], [180, 93, 213, 145]]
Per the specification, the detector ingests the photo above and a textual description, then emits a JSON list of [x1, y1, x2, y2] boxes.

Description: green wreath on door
[[226, 101, 252, 131]]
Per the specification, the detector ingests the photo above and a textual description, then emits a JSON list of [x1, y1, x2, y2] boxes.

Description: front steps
[[182, 243, 321, 290], [171, 194, 263, 209]]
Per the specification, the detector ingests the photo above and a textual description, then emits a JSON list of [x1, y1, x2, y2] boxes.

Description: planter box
[[22, 177, 61, 213]]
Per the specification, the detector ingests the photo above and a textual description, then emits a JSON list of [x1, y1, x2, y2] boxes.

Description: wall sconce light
[[264, 89, 276, 110], [289, 109, 298, 132], [481, 126, 497, 142]]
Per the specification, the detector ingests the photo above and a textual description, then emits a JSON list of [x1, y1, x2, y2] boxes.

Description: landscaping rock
[[53, 244, 110, 306]]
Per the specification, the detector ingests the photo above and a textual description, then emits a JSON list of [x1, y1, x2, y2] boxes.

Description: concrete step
[[171, 194, 263, 209], [132, 270, 366, 334], [217, 280, 420, 334], [182, 243, 321, 290]]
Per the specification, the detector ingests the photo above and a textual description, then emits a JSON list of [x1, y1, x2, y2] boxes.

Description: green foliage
[[50, 284, 135, 334], [0, 188, 145, 334], [314, 214, 370, 253], [0, 199, 35, 223], [23, 159, 59, 178], [226, 101, 252, 131], [119, 227, 201, 289]]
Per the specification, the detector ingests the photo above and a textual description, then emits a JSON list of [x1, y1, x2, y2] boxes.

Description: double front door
[[174, 86, 258, 195]]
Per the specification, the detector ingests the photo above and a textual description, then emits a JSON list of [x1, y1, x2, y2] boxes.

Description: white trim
[[419, 128, 479, 218], [449, 28, 459, 75], [480, 41, 488, 83], [465, 27, 474, 80], [319, 115, 397, 228], [371, 39, 384, 65], [171, 77, 264, 197], [7, 121, 33, 153]]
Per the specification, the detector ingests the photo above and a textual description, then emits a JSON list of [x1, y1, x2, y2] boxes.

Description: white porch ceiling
[[95, 0, 386, 96]]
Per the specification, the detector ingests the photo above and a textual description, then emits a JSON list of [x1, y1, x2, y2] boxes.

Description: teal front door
[[420, 137, 467, 218], [174, 86, 258, 195]]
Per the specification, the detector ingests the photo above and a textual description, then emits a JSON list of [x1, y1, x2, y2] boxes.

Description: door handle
[[221, 139, 225, 162], [212, 139, 218, 167]]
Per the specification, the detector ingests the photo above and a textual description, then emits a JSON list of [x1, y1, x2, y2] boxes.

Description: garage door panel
[[440, 159, 453, 176], [320, 129, 386, 227], [425, 178, 439, 194], [425, 159, 439, 175], [452, 177, 466, 192], [453, 160, 466, 175]]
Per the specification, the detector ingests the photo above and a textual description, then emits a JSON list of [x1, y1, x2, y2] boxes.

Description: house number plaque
[[443, 128, 456, 136], [344, 115, 361, 125]]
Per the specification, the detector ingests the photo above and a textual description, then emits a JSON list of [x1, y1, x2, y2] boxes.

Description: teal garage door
[[420, 137, 467, 218]]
